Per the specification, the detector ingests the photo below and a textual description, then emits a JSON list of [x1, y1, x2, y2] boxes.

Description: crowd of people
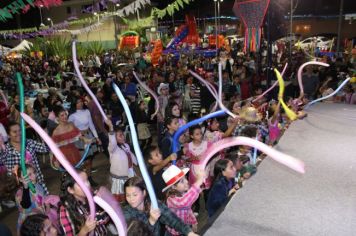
[[0, 39, 355, 236]]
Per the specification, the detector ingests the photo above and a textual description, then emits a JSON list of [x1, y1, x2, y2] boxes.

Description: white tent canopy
[[0, 45, 11, 56], [9, 40, 32, 52]]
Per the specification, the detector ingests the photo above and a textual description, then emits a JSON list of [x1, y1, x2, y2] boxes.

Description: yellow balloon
[[274, 69, 298, 121], [350, 77, 356, 83]]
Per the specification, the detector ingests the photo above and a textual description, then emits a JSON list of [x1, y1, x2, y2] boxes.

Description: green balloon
[[16, 73, 36, 194]]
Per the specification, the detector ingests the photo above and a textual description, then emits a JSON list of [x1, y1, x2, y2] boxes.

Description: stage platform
[[205, 103, 356, 236]]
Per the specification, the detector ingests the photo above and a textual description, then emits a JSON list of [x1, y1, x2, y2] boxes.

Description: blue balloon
[[305, 76, 351, 109], [171, 110, 226, 165], [57, 143, 92, 172], [252, 135, 258, 165], [112, 83, 159, 209]]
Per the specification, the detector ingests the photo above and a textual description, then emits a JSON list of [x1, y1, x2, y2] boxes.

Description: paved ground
[[205, 103, 356, 236]]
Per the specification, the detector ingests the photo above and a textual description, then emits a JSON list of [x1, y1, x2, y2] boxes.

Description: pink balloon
[[95, 187, 127, 236], [252, 63, 288, 103], [20, 113, 96, 220], [218, 63, 237, 118], [297, 61, 329, 97], [72, 42, 108, 121], [189, 70, 219, 112], [199, 136, 305, 174], [0, 90, 8, 109], [133, 71, 160, 118]]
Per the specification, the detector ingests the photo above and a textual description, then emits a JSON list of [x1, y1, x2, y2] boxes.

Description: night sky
[[0, 0, 355, 32]]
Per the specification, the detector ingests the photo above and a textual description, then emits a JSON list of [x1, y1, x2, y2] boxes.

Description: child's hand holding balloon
[[20, 174, 31, 189], [80, 217, 97, 235], [149, 208, 161, 225]]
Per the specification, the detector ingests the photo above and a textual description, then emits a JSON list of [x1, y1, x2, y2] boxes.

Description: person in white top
[[105, 119, 137, 203], [68, 97, 101, 186]]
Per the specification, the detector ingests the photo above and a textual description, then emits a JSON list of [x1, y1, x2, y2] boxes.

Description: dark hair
[[59, 170, 88, 234], [124, 177, 150, 213], [189, 124, 201, 136], [114, 126, 125, 133], [53, 105, 66, 118], [213, 159, 231, 183], [69, 96, 83, 114], [17, 164, 36, 179], [144, 145, 159, 161], [127, 219, 154, 236], [165, 102, 181, 119], [6, 121, 19, 134], [20, 213, 48, 236], [240, 126, 257, 138], [225, 153, 239, 166], [164, 116, 176, 128]]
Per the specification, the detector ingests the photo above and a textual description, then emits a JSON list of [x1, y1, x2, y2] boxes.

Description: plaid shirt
[[59, 202, 108, 236], [233, 123, 269, 143], [166, 185, 201, 235], [0, 139, 49, 194], [123, 201, 192, 236]]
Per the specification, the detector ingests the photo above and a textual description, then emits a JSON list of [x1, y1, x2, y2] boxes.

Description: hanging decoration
[[152, 0, 193, 19], [114, 0, 151, 17], [1, 0, 149, 38], [233, 0, 270, 52], [121, 16, 154, 29], [151, 40, 163, 67], [0, 0, 62, 22], [58, 22, 103, 35]]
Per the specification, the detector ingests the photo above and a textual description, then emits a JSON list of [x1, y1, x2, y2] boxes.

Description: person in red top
[[51, 106, 91, 167], [163, 165, 205, 235]]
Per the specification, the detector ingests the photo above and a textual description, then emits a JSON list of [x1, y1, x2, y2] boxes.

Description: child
[[135, 100, 152, 151], [235, 106, 269, 144], [123, 176, 198, 236], [160, 117, 179, 159], [20, 213, 58, 236], [184, 125, 212, 188], [226, 154, 254, 186], [206, 159, 239, 218], [15, 164, 45, 233], [165, 102, 189, 144], [59, 170, 109, 236], [157, 83, 170, 141], [106, 119, 138, 203], [204, 118, 238, 143], [145, 146, 177, 201], [163, 165, 205, 235]]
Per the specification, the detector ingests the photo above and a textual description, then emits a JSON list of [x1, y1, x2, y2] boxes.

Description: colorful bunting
[[0, 0, 62, 22]]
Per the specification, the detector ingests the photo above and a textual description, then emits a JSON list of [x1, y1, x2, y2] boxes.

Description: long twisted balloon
[[95, 187, 127, 236], [112, 83, 159, 209], [72, 41, 108, 121], [189, 70, 219, 112], [133, 71, 160, 119], [252, 63, 288, 103], [21, 113, 96, 221], [218, 63, 237, 118], [275, 69, 298, 121], [171, 110, 226, 165], [16, 73, 36, 193], [305, 75, 351, 109], [200, 136, 305, 174], [297, 61, 329, 98]]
